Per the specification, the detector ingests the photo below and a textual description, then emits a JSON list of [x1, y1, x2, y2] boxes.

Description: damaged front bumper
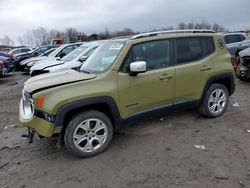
[[19, 97, 55, 137]]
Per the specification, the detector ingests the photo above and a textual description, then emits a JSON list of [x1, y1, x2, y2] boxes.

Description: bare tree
[[65, 27, 78, 43], [1, 35, 15, 46], [178, 22, 186, 30], [17, 36, 24, 46]]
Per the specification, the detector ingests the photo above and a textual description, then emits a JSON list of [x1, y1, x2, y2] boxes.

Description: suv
[[223, 32, 250, 57], [19, 30, 235, 158]]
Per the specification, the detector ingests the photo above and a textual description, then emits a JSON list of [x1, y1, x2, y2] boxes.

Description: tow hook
[[21, 128, 35, 143]]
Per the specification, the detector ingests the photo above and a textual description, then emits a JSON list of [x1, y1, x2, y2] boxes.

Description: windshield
[[80, 41, 124, 74], [62, 46, 88, 61]]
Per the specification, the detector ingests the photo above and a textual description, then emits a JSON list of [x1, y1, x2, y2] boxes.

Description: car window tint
[[57, 46, 76, 57], [238, 34, 246, 42], [224, 34, 244, 44], [84, 47, 97, 58], [123, 40, 171, 72], [205, 37, 215, 55], [176, 37, 203, 64]]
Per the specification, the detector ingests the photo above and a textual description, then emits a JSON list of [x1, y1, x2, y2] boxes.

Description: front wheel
[[64, 110, 113, 158], [199, 83, 229, 118]]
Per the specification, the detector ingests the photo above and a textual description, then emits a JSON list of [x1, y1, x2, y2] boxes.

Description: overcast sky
[[0, 0, 249, 40]]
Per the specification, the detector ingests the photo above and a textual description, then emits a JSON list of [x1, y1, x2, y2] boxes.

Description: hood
[[24, 69, 97, 95], [30, 59, 64, 71], [45, 60, 81, 72], [239, 47, 250, 58], [21, 56, 47, 65]]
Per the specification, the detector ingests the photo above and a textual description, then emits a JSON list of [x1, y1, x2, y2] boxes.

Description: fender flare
[[200, 72, 235, 103], [54, 96, 122, 129]]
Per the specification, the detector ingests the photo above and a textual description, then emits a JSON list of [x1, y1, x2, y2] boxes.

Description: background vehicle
[[29, 43, 84, 75], [30, 42, 99, 76], [0, 51, 13, 61], [52, 38, 64, 45], [0, 60, 7, 76], [9, 47, 31, 57], [223, 32, 250, 57], [0, 56, 14, 74], [236, 47, 250, 81], [20, 30, 235, 158], [14, 45, 59, 70]]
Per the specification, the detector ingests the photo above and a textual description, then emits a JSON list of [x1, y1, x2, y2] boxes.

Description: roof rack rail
[[131, 29, 216, 39], [110, 35, 134, 40]]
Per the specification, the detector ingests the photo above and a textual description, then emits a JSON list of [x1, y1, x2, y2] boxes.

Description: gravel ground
[[0, 72, 250, 188]]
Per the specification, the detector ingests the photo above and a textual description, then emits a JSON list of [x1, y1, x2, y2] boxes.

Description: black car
[[14, 44, 59, 70], [236, 47, 250, 81]]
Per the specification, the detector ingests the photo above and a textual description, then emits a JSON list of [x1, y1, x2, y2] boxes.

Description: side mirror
[[129, 61, 147, 76], [78, 56, 88, 62]]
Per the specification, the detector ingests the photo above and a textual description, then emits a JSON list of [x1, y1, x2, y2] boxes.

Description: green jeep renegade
[[19, 30, 235, 158]]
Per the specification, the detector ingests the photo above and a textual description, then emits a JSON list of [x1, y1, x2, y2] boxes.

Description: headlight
[[21, 90, 34, 119], [27, 61, 36, 67]]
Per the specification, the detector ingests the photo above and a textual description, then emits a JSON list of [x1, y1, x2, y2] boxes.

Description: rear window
[[176, 37, 215, 65], [224, 34, 246, 44]]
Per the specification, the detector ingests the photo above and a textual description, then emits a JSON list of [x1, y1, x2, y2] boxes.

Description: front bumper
[[19, 99, 55, 137]]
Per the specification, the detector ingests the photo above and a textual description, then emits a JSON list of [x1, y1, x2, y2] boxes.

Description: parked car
[[30, 42, 99, 76], [26, 43, 84, 74], [20, 48, 57, 72], [14, 45, 60, 70], [223, 32, 250, 57], [19, 30, 235, 158], [0, 56, 14, 74], [0, 60, 7, 77], [235, 47, 250, 81], [9, 47, 32, 57], [0, 51, 13, 61]]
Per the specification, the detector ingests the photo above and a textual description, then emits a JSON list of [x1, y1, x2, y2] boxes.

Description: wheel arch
[[201, 73, 235, 104], [54, 96, 122, 133]]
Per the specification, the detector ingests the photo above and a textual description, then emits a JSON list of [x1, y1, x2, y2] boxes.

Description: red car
[[0, 60, 6, 77]]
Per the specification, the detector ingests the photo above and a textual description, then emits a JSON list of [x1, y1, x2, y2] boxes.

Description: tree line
[[0, 21, 228, 47]]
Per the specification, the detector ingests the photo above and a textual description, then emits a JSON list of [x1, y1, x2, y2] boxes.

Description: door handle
[[200, 65, 212, 71], [159, 74, 173, 81]]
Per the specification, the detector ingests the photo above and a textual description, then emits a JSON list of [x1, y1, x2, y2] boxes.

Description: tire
[[64, 110, 113, 158], [239, 77, 250, 82], [199, 83, 229, 118]]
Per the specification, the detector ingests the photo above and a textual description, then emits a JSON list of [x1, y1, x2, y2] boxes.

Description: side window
[[57, 46, 76, 57], [238, 34, 246, 42], [204, 37, 215, 55], [224, 34, 245, 44], [122, 40, 171, 72], [84, 47, 97, 58], [21, 49, 29, 52], [176, 37, 203, 64]]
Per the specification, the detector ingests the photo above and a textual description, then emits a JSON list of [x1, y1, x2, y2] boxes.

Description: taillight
[[0, 61, 5, 69], [231, 58, 238, 69]]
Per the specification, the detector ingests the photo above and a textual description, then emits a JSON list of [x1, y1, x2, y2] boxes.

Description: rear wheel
[[199, 83, 229, 118], [64, 110, 113, 158]]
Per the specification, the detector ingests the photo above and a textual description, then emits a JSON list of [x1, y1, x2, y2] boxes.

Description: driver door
[[117, 39, 175, 118]]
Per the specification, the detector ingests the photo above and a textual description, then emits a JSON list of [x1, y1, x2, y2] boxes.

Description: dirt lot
[[0, 72, 250, 188]]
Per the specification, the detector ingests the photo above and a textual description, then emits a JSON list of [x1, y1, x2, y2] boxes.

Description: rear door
[[173, 37, 216, 104]]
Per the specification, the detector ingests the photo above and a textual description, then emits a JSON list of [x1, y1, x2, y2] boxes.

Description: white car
[[30, 42, 100, 76], [24, 43, 83, 73]]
